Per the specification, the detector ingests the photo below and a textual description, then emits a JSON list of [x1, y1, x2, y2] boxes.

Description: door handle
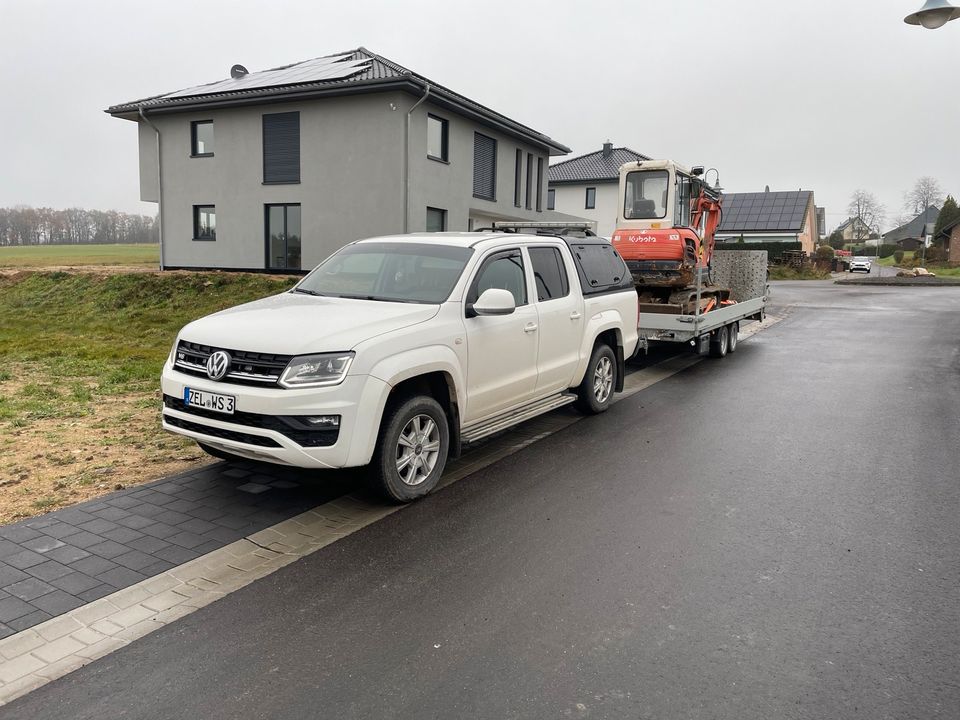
[[523, 323, 539, 333], [569, 311, 582, 320]]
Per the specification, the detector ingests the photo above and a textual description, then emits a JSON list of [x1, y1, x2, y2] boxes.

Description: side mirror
[[471, 288, 516, 316]]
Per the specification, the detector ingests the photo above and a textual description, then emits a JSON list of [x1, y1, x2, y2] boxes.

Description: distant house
[[883, 206, 940, 251], [935, 214, 960, 262], [834, 216, 873, 243], [715, 190, 819, 254], [547, 143, 650, 237], [106, 47, 571, 271]]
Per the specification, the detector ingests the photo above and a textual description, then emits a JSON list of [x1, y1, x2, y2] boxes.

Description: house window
[[266, 204, 301, 270], [547, 189, 556, 210], [514, 149, 522, 208], [585, 187, 597, 209], [473, 132, 497, 201], [263, 112, 300, 184], [193, 205, 216, 240], [525, 153, 533, 210], [191, 121, 214, 157], [426, 207, 447, 232], [427, 115, 448, 162], [536, 157, 544, 212]]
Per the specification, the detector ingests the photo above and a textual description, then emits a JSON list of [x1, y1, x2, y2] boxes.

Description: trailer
[[636, 249, 769, 358]]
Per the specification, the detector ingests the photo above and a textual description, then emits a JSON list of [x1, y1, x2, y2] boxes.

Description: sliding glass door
[[266, 204, 301, 270]]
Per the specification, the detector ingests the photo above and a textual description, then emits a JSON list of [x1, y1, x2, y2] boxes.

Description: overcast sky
[[1, 0, 956, 232]]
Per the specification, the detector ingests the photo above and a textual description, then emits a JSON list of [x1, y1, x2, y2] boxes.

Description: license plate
[[183, 387, 235, 415]]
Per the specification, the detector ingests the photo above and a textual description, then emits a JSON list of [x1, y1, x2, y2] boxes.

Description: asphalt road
[[7, 281, 960, 720]]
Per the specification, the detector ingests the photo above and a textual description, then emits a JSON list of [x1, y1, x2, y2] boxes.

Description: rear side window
[[529, 247, 569, 302], [570, 243, 628, 294]]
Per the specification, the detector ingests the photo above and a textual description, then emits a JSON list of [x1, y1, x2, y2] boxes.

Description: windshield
[[854, 257, 870, 262], [624, 170, 669, 219], [295, 242, 474, 304]]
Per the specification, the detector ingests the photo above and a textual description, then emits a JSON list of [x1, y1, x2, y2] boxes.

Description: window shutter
[[473, 133, 497, 200], [263, 112, 300, 183]]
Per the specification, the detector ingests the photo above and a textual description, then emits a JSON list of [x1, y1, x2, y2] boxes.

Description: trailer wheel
[[727, 322, 739, 353], [709, 325, 729, 358], [575, 343, 616, 414]]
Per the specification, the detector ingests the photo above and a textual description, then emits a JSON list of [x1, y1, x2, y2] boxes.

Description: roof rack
[[480, 221, 599, 238]]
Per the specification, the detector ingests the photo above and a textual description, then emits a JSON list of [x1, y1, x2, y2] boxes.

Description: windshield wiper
[[291, 288, 326, 296], [334, 294, 424, 304]]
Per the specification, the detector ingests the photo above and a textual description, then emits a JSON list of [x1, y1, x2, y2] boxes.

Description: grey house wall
[[136, 92, 557, 270]]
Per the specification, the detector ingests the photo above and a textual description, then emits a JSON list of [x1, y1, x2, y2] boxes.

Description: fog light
[[304, 415, 340, 427]]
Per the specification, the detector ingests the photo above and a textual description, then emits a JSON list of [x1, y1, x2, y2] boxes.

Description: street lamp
[[904, 0, 960, 29]]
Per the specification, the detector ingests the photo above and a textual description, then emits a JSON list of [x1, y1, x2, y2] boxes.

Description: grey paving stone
[[5, 577, 56, 602], [179, 518, 218, 535], [21, 535, 67, 553], [152, 545, 199, 565], [131, 504, 167, 519], [5, 549, 47, 570], [77, 518, 121, 535], [97, 566, 147, 589], [8, 609, 51, 631], [154, 510, 193, 526], [213, 515, 258, 530], [66, 530, 110, 549], [77, 584, 115, 603], [43, 545, 92, 565], [192, 540, 227, 556], [139, 560, 175, 576], [0, 539, 25, 559], [167, 531, 207, 550], [0, 624, 13, 640], [0, 525, 43, 544], [140, 523, 180, 540], [222, 468, 251, 479], [237, 483, 272, 494], [101, 527, 145, 544], [24, 516, 59, 529], [0, 563, 30, 587], [163, 499, 200, 513], [91, 506, 131, 522], [115, 514, 156, 530], [186, 506, 226, 522], [54, 508, 97, 525], [31, 589, 84, 616], [50, 571, 102, 595], [25, 560, 74, 582], [202, 526, 244, 544], [70, 555, 120, 577], [0, 596, 36, 623], [112, 550, 157, 572], [126, 536, 171, 555], [109, 495, 142, 509], [85, 540, 130, 560], [35, 521, 83, 540]]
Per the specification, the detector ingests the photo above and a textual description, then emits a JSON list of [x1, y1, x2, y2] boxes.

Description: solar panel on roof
[[164, 54, 372, 99]]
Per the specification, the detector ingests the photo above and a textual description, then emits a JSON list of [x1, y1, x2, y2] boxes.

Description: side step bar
[[461, 393, 577, 445]]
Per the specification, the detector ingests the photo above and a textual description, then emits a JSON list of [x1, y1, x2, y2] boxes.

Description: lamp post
[[875, 225, 883, 277], [904, 0, 960, 28]]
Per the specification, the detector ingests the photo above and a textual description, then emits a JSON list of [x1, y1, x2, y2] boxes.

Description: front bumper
[[160, 362, 390, 469]]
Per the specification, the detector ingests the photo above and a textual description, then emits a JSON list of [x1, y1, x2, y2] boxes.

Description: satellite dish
[[230, 64, 249, 79]]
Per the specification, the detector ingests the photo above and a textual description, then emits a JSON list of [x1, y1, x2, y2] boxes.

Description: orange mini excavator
[[611, 160, 728, 314]]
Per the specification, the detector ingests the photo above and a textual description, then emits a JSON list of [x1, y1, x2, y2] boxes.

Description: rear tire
[[575, 343, 617, 414], [727, 322, 739, 353], [372, 395, 450, 503], [709, 325, 729, 358]]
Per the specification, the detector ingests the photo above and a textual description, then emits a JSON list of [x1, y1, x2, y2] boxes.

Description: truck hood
[[179, 292, 441, 354]]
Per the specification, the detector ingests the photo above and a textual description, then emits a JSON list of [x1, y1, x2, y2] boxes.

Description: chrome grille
[[174, 340, 292, 387]]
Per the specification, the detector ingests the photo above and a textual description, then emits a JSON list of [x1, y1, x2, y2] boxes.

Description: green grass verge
[[0, 244, 159, 267], [878, 251, 912, 267], [0, 271, 298, 426]]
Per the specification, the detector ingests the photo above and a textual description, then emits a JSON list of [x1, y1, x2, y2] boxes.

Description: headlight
[[279, 352, 355, 388]]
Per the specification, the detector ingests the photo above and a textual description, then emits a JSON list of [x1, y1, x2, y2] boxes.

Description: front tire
[[372, 395, 450, 503], [575, 343, 617, 414]]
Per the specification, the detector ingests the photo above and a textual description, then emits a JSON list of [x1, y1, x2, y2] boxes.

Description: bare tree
[[903, 177, 945, 216], [847, 190, 885, 243]]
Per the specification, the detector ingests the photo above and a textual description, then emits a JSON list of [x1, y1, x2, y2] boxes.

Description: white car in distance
[[849, 256, 873, 273]]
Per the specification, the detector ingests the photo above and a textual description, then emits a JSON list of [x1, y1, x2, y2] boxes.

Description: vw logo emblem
[[206, 350, 231, 381]]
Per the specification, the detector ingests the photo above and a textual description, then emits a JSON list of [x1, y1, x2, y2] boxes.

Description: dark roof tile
[[547, 147, 650, 183]]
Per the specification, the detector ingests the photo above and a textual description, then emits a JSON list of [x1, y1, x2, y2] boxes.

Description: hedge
[[714, 241, 801, 260]]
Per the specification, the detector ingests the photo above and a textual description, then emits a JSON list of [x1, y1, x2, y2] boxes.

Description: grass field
[[0, 243, 159, 267], [878, 251, 912, 266], [0, 269, 298, 522]]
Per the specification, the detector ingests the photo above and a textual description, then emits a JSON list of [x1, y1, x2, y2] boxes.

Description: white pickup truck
[[161, 231, 639, 501]]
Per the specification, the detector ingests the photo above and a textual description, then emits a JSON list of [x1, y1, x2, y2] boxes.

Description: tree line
[[0, 206, 158, 246]]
